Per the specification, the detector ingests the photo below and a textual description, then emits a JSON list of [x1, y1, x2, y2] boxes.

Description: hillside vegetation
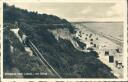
[[3, 3, 116, 78]]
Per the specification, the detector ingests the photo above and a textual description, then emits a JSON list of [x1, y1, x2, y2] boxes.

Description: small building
[[109, 55, 114, 63], [90, 42, 93, 45], [89, 34, 92, 38], [105, 51, 109, 56], [85, 37, 88, 40], [96, 37, 98, 40], [115, 48, 122, 53], [93, 44, 96, 47], [115, 60, 124, 69], [90, 39, 93, 41]]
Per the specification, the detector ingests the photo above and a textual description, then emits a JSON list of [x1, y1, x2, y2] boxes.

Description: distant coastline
[[72, 22, 123, 42], [71, 21, 123, 23]]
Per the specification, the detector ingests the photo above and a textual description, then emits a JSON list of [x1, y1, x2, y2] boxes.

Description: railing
[[28, 40, 61, 78]]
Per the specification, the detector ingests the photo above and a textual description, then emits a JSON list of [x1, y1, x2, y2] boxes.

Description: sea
[[83, 22, 124, 41]]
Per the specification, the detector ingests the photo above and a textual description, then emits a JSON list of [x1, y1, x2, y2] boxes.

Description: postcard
[[1, 0, 127, 82]]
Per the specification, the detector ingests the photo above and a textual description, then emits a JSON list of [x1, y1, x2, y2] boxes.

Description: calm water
[[83, 22, 123, 40]]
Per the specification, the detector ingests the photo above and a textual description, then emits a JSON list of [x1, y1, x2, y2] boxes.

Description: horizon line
[[70, 21, 123, 23]]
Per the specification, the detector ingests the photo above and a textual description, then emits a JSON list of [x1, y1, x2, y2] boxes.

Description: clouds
[[7, 2, 125, 22]]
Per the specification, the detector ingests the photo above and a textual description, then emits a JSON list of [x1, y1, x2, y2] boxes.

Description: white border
[[3, 0, 126, 3], [123, 0, 128, 81], [1, 0, 3, 81], [1, 0, 128, 82]]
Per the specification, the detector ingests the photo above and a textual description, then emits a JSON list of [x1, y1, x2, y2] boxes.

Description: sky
[[6, 0, 125, 22]]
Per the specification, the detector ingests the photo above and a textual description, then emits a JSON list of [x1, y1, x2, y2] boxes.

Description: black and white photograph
[[0, 1, 1, 80], [2, 0, 127, 81]]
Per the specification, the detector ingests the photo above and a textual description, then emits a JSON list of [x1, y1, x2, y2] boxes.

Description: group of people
[[76, 30, 124, 69]]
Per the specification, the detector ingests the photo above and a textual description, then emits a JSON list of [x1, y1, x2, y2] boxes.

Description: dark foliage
[[3, 3, 116, 78]]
